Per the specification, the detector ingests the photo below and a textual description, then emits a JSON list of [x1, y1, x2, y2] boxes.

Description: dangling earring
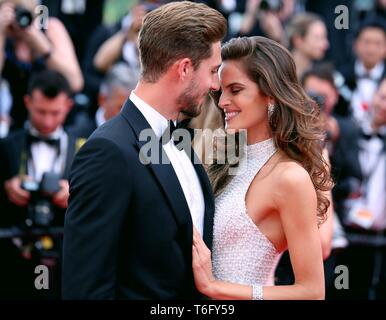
[[268, 102, 276, 119]]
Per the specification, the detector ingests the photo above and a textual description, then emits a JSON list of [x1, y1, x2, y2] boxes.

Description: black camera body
[[260, 0, 283, 12], [15, 5, 33, 29], [307, 91, 326, 112], [21, 172, 61, 227]]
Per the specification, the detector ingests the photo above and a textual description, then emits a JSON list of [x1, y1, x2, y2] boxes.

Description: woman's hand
[[192, 226, 216, 297]]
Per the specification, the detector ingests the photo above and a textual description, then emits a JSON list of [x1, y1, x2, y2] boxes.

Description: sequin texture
[[213, 138, 282, 287]]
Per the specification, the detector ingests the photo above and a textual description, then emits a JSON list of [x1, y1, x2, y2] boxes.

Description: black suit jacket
[[338, 59, 386, 92], [0, 129, 77, 227], [62, 99, 215, 299], [331, 116, 363, 203]]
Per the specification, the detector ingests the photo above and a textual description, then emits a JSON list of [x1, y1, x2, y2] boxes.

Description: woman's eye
[[231, 89, 241, 94]]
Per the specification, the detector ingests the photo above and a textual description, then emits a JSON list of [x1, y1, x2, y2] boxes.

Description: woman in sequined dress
[[192, 36, 334, 300]]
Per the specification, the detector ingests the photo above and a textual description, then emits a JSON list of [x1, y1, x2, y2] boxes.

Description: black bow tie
[[160, 120, 190, 147], [27, 133, 61, 149], [358, 74, 374, 81], [361, 131, 385, 141]]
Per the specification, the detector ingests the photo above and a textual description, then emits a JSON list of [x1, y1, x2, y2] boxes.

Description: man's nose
[[210, 75, 221, 92]]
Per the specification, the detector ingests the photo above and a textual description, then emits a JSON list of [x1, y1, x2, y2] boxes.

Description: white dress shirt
[[130, 92, 205, 236], [358, 124, 386, 230], [351, 61, 385, 126], [28, 125, 68, 182], [95, 107, 106, 127]]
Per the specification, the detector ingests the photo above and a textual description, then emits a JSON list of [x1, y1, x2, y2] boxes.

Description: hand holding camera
[[52, 179, 70, 209], [121, 4, 148, 41], [4, 175, 31, 207], [5, 172, 69, 227], [0, 1, 16, 35], [0, 2, 51, 60]]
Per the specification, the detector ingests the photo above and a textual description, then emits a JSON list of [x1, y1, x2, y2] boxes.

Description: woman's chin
[[225, 123, 240, 132]]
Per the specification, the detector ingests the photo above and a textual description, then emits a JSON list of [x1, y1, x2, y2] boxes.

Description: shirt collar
[[362, 121, 386, 137], [129, 91, 173, 139], [95, 107, 106, 127], [27, 122, 63, 140], [355, 60, 385, 80]]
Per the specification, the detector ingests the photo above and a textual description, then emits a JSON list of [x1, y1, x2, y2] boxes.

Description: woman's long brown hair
[[209, 36, 333, 225]]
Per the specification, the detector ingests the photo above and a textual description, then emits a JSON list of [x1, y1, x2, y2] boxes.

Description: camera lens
[[34, 200, 54, 226], [15, 6, 33, 28]]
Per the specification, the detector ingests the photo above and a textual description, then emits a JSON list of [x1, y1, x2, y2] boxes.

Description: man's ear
[[175, 58, 193, 81], [66, 96, 74, 113], [24, 95, 31, 111]]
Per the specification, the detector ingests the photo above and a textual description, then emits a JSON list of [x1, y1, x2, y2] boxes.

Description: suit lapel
[[190, 151, 215, 250], [120, 99, 192, 229]]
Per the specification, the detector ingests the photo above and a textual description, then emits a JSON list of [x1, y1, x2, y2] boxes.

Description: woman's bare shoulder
[[271, 157, 315, 197]]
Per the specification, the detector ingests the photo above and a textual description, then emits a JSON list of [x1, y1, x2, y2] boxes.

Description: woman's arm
[[319, 148, 334, 260], [93, 30, 126, 73], [193, 166, 325, 300], [23, 17, 84, 92], [319, 189, 334, 260], [0, 32, 5, 73], [94, 4, 146, 73], [0, 2, 15, 72], [45, 18, 84, 91]]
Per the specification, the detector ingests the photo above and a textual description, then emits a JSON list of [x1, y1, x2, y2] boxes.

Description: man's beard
[[177, 79, 207, 118]]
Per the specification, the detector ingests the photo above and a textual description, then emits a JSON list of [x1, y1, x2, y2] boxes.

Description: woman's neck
[[247, 124, 272, 145]]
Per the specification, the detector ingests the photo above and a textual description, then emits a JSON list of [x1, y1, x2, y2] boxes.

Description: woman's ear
[[268, 97, 276, 106], [292, 35, 303, 49]]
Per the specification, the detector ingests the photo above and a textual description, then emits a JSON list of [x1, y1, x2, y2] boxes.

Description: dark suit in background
[[0, 128, 78, 298]]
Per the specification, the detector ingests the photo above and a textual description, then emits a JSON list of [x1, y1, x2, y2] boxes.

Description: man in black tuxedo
[[338, 18, 386, 125], [331, 78, 386, 299], [0, 69, 81, 298], [62, 2, 227, 299]]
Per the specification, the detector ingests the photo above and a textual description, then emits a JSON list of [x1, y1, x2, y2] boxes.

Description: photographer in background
[[67, 62, 139, 139], [93, 2, 153, 74], [0, 0, 83, 131], [0, 69, 81, 298], [82, 1, 157, 117], [331, 77, 386, 299], [238, 0, 297, 45]]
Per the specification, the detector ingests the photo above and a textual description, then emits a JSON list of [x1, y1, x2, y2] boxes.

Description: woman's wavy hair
[[209, 36, 333, 225]]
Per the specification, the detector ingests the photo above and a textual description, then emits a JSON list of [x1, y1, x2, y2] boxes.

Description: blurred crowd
[[0, 0, 385, 300]]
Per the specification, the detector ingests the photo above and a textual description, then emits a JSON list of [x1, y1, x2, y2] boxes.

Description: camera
[[15, 5, 33, 29], [260, 0, 283, 12], [307, 91, 325, 112], [21, 172, 61, 227]]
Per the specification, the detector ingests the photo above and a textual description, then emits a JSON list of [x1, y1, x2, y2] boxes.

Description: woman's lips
[[225, 111, 240, 122]]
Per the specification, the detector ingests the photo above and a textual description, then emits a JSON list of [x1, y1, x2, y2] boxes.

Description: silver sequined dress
[[212, 138, 282, 287]]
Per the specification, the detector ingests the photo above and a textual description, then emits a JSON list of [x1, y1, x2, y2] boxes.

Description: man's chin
[[181, 104, 202, 118]]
